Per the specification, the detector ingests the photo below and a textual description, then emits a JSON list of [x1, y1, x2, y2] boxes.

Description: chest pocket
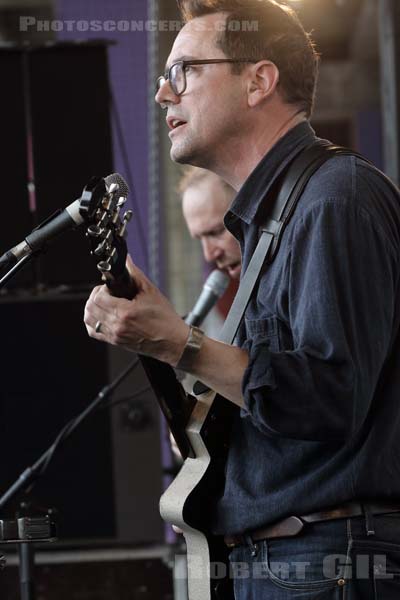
[[244, 315, 281, 352]]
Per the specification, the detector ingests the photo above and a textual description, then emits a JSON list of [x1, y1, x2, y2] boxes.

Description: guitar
[[80, 173, 235, 600]]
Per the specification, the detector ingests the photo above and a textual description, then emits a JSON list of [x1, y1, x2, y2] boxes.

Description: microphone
[[185, 269, 230, 326], [0, 173, 127, 269], [0, 200, 84, 269]]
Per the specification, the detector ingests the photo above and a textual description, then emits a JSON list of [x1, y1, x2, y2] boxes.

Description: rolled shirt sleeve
[[241, 198, 398, 442]]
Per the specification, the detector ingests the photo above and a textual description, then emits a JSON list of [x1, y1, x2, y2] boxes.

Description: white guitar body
[[160, 388, 234, 600], [160, 390, 214, 600]]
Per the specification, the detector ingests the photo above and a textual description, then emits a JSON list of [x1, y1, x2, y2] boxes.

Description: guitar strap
[[194, 141, 368, 394], [217, 141, 367, 347], [194, 141, 365, 395]]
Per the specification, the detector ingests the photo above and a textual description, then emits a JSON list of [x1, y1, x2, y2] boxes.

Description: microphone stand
[[0, 254, 38, 290], [0, 359, 138, 510]]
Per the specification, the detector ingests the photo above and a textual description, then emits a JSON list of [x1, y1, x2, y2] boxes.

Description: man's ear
[[247, 61, 280, 108]]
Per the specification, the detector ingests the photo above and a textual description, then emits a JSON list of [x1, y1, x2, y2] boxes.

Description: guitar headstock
[[82, 173, 134, 296]]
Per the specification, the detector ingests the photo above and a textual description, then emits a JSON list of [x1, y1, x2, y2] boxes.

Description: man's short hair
[[177, 0, 319, 118], [178, 166, 235, 197]]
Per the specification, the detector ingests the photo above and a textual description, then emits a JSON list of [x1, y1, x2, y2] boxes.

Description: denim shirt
[[212, 122, 400, 535]]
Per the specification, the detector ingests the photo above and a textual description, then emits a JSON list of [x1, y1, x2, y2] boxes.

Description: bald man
[[179, 167, 241, 280]]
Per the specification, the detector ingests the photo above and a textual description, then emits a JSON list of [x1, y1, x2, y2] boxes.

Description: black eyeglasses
[[156, 59, 257, 97]]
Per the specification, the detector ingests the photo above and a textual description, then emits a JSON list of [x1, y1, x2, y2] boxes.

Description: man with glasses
[[85, 1, 400, 597]]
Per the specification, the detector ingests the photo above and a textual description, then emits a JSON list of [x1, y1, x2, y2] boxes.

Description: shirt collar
[[226, 121, 317, 227]]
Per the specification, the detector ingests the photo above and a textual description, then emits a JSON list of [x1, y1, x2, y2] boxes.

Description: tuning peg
[[94, 239, 110, 256], [117, 210, 133, 238], [117, 197, 127, 207], [86, 225, 103, 238], [97, 260, 112, 274], [101, 198, 113, 211]]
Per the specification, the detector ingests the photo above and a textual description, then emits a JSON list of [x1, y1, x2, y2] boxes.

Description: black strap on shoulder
[[193, 141, 364, 394], [262, 141, 366, 263], [221, 141, 362, 345]]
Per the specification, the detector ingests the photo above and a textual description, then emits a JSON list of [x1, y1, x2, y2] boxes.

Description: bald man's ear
[[247, 61, 280, 108]]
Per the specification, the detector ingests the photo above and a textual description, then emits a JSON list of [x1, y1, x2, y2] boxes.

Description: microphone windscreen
[[105, 173, 130, 197], [204, 269, 230, 298]]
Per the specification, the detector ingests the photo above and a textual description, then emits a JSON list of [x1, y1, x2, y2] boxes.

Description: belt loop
[[363, 503, 376, 536], [244, 534, 259, 558]]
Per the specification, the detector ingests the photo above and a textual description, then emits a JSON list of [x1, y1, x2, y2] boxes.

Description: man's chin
[[171, 149, 188, 164], [171, 148, 196, 166], [170, 139, 191, 164], [170, 138, 206, 168], [227, 263, 241, 280]]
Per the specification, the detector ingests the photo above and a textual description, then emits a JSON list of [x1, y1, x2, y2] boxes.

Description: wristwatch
[[176, 325, 204, 371]]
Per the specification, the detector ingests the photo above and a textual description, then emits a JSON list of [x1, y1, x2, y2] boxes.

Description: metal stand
[[18, 543, 35, 600], [0, 254, 36, 289], [0, 508, 57, 600], [0, 356, 138, 600]]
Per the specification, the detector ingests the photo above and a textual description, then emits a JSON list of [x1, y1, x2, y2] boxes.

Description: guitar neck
[[106, 267, 137, 300], [107, 268, 196, 459]]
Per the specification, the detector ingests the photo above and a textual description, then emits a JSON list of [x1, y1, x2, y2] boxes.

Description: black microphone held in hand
[[185, 269, 230, 327]]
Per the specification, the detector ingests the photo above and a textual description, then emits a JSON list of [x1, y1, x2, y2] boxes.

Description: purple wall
[[55, 0, 149, 272]]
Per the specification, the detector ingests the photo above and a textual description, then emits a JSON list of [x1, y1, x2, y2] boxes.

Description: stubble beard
[[170, 127, 215, 170], [169, 115, 236, 172], [170, 130, 199, 166]]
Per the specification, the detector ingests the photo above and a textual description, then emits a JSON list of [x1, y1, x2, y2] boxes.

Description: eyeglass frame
[[156, 59, 258, 97]]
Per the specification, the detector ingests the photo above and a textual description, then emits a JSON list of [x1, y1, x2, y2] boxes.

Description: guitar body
[[160, 388, 235, 600], [82, 174, 235, 599]]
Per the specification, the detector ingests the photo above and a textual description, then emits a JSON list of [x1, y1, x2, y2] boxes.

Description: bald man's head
[[180, 169, 241, 280]]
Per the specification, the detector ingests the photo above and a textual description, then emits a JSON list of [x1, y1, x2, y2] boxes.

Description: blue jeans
[[228, 514, 400, 599]]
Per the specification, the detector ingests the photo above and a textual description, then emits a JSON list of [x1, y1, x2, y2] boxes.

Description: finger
[[84, 288, 100, 325], [87, 284, 104, 305], [126, 254, 152, 288], [90, 284, 132, 313], [84, 289, 112, 332], [84, 303, 108, 338], [87, 321, 105, 338], [92, 319, 108, 338]]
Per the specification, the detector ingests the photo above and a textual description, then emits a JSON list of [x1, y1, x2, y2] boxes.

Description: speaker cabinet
[[0, 293, 164, 545], [0, 42, 113, 290], [0, 50, 32, 288]]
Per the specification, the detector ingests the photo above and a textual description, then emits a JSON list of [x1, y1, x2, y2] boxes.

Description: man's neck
[[216, 111, 308, 191]]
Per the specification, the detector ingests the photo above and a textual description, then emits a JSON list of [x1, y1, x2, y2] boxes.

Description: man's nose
[[155, 79, 179, 108], [202, 239, 222, 263]]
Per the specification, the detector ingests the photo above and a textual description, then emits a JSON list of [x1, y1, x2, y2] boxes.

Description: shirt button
[[337, 578, 346, 587]]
